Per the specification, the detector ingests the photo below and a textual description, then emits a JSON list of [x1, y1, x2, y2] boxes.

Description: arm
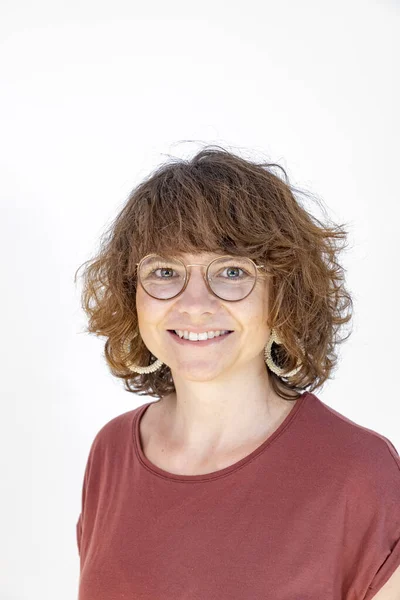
[[369, 564, 400, 600]]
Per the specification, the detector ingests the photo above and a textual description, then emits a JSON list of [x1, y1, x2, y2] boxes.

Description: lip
[[168, 328, 234, 334], [167, 330, 234, 346]]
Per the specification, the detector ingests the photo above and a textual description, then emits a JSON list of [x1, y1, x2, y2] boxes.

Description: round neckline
[[133, 391, 310, 482]]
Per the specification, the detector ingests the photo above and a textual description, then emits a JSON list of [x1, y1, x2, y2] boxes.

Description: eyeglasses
[[135, 253, 267, 302]]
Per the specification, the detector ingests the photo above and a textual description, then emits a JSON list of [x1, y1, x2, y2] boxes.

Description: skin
[[135, 251, 299, 468]]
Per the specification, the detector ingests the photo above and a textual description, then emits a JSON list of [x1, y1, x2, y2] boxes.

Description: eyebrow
[[171, 254, 227, 262], [173, 251, 235, 258]]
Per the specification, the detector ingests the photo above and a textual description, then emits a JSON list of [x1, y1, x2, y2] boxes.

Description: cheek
[[247, 313, 269, 332], [241, 292, 268, 327], [136, 287, 165, 328], [135, 289, 146, 322], [136, 288, 152, 327], [254, 286, 269, 325]]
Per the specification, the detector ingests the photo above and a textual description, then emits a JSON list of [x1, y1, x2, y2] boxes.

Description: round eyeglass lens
[[138, 255, 257, 300]]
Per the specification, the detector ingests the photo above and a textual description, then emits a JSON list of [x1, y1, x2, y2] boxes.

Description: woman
[[74, 145, 400, 600]]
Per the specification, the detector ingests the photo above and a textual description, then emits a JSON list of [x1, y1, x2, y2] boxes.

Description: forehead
[[172, 251, 236, 262]]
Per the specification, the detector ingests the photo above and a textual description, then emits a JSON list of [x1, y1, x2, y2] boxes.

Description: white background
[[1, 0, 399, 598]]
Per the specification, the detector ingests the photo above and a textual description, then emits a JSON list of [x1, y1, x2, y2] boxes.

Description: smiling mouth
[[167, 329, 234, 342]]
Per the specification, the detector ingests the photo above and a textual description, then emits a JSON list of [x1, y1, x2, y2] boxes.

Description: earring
[[264, 328, 303, 378], [123, 328, 303, 377], [122, 336, 164, 374]]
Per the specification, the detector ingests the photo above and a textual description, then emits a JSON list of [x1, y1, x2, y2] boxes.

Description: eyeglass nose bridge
[[184, 262, 212, 276], [135, 256, 266, 302], [182, 263, 216, 296]]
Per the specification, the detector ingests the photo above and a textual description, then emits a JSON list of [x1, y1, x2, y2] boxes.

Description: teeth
[[174, 330, 230, 341]]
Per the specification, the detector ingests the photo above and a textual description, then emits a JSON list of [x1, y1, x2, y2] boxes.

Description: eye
[[221, 266, 245, 278], [143, 261, 181, 279], [154, 267, 176, 278], [216, 265, 252, 280]]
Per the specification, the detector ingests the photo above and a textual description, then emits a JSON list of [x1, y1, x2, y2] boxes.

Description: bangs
[[129, 157, 275, 271]]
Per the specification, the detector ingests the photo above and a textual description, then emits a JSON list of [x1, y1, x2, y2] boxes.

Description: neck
[[156, 363, 297, 461]]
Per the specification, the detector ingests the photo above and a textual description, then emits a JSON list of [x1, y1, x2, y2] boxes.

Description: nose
[[179, 265, 216, 302]]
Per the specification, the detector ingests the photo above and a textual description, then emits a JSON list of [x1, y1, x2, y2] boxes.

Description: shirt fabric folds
[[76, 391, 400, 600]]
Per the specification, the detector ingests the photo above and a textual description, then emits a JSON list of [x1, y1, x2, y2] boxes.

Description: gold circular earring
[[123, 328, 303, 377], [263, 328, 303, 378]]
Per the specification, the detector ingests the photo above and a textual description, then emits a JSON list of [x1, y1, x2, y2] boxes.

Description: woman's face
[[135, 251, 272, 382]]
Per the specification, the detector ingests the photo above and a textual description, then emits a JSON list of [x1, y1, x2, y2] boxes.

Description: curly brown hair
[[74, 144, 353, 402]]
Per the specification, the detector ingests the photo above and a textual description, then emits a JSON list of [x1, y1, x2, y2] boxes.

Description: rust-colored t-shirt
[[76, 391, 400, 599]]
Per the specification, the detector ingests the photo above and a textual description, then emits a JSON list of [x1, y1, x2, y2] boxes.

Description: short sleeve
[[76, 513, 82, 555], [363, 536, 400, 599], [347, 435, 400, 600], [76, 434, 97, 561]]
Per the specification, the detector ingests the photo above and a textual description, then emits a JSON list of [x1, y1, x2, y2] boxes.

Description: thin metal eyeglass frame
[[135, 253, 267, 302]]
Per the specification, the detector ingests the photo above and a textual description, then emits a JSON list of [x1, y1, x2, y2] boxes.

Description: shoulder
[[306, 392, 399, 456], [305, 392, 400, 488], [85, 402, 151, 457], [305, 395, 400, 598]]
